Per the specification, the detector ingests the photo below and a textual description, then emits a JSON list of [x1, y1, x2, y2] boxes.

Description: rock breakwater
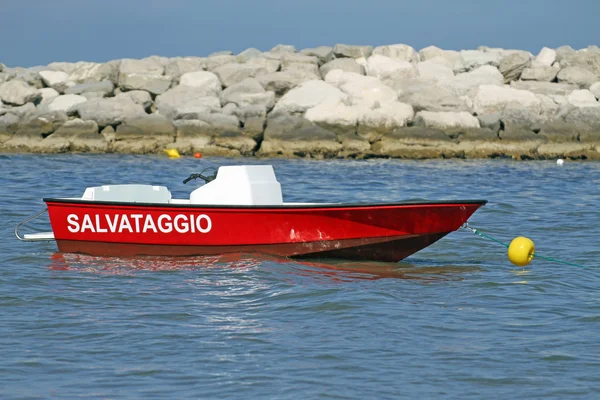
[[1, 43, 600, 160]]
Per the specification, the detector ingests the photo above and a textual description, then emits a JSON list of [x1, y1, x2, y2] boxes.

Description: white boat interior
[[75, 165, 324, 206]]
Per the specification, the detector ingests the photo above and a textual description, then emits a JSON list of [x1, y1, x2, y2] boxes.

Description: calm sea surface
[[1, 154, 599, 399]]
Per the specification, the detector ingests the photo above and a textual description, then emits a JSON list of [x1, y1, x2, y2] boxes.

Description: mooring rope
[[461, 223, 587, 268]]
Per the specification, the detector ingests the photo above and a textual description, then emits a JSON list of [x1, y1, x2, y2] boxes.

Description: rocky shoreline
[[1, 43, 599, 160]]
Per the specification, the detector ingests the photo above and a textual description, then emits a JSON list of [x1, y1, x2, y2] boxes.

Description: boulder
[[558, 47, 600, 77], [535, 47, 556, 67], [415, 111, 480, 130], [281, 53, 319, 68], [365, 55, 416, 87], [213, 131, 256, 155], [39, 70, 71, 93], [510, 80, 579, 95], [0, 80, 42, 106], [397, 82, 470, 112], [319, 58, 365, 79], [257, 69, 319, 96], [557, 66, 598, 88], [416, 60, 454, 83], [220, 78, 275, 109], [477, 113, 502, 133], [0, 113, 19, 142], [245, 57, 281, 74], [498, 51, 531, 83], [118, 73, 172, 95], [520, 65, 559, 82], [43, 118, 106, 152], [115, 90, 153, 111], [112, 114, 175, 153], [374, 44, 420, 63], [47, 61, 84, 74], [179, 71, 222, 95], [451, 65, 504, 96], [419, 46, 464, 72], [1, 103, 36, 119], [325, 70, 397, 107], [47, 94, 87, 112], [564, 107, 600, 138], [591, 82, 600, 99], [259, 114, 342, 158], [51, 118, 98, 137], [38, 88, 60, 104], [300, 46, 335, 65], [566, 90, 600, 108], [212, 63, 269, 87], [459, 50, 501, 71], [473, 84, 541, 115], [73, 97, 145, 127], [205, 55, 237, 71], [555, 46, 576, 64], [209, 50, 233, 57], [155, 85, 221, 120], [333, 44, 373, 59], [119, 57, 165, 76], [270, 44, 297, 53], [164, 57, 206, 79], [236, 48, 263, 63], [273, 80, 348, 115], [14, 67, 44, 89], [64, 80, 115, 96], [357, 102, 415, 142], [69, 62, 118, 84]]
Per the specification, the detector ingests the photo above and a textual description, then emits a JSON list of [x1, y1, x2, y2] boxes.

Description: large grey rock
[[73, 97, 145, 127], [520, 65, 559, 82], [397, 82, 470, 112], [451, 65, 504, 96], [473, 84, 541, 115], [257, 69, 318, 96], [119, 73, 172, 95], [371, 126, 457, 159], [319, 58, 365, 79], [535, 47, 556, 67], [69, 62, 119, 84], [155, 86, 221, 120], [1, 103, 36, 119], [165, 57, 206, 79], [555, 46, 576, 63], [178, 71, 222, 95], [212, 63, 269, 87], [45, 118, 106, 152], [39, 70, 71, 93], [558, 47, 600, 77], [325, 70, 397, 107], [563, 107, 600, 141], [236, 48, 263, 63], [14, 67, 45, 89], [510, 80, 579, 95], [119, 57, 165, 76], [498, 51, 531, 83], [51, 118, 98, 137], [281, 53, 319, 68], [270, 44, 296, 54], [557, 66, 597, 88], [416, 60, 454, 83], [459, 50, 501, 70], [220, 79, 276, 111], [245, 57, 281, 74], [113, 114, 175, 153], [419, 46, 463, 71], [366, 55, 417, 87], [205, 55, 237, 71], [374, 44, 420, 63], [591, 82, 600, 99], [47, 61, 83, 74], [38, 88, 60, 104], [300, 46, 334, 65], [333, 44, 373, 59], [115, 90, 153, 112], [273, 80, 348, 115], [0, 80, 42, 105], [566, 90, 600, 108], [258, 114, 342, 157], [0, 113, 19, 142], [415, 111, 480, 130], [47, 94, 87, 112], [65, 80, 114, 96]]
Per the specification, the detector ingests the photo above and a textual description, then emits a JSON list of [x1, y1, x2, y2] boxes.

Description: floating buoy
[[508, 236, 535, 267], [194, 152, 202, 159], [164, 148, 181, 158], [557, 158, 564, 166]]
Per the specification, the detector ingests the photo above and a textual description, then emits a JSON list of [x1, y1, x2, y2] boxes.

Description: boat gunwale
[[43, 198, 488, 209]]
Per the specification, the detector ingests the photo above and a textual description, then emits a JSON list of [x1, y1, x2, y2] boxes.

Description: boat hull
[[44, 199, 486, 261]]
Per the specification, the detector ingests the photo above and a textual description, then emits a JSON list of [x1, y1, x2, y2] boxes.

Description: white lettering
[[81, 214, 95, 233], [107, 214, 119, 232], [142, 214, 157, 233], [196, 214, 212, 233], [95, 214, 107, 233], [118, 215, 133, 233], [131, 214, 143, 232], [158, 214, 172, 233], [174, 214, 189, 233], [190, 214, 195, 233], [67, 214, 79, 233]]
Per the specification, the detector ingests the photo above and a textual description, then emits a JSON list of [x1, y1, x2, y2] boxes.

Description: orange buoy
[[194, 152, 202, 159]]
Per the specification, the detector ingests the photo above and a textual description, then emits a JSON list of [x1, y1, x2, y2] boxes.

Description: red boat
[[16, 165, 486, 261]]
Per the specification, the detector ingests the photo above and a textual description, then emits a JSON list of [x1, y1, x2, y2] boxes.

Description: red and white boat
[[16, 165, 486, 261]]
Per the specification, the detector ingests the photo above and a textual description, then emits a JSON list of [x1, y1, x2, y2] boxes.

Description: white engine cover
[[189, 165, 283, 205]]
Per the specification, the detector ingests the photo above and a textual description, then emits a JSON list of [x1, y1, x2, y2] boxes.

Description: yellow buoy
[[508, 236, 535, 267], [164, 148, 181, 158]]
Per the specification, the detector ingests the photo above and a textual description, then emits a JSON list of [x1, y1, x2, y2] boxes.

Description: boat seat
[[81, 184, 172, 203]]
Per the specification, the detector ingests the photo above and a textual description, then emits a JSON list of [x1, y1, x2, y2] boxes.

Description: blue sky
[[1, 0, 598, 67]]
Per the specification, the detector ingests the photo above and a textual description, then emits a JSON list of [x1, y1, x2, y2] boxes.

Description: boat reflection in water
[[48, 252, 479, 282]]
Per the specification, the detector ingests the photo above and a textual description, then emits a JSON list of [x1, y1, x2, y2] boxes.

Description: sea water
[[1, 154, 599, 399]]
